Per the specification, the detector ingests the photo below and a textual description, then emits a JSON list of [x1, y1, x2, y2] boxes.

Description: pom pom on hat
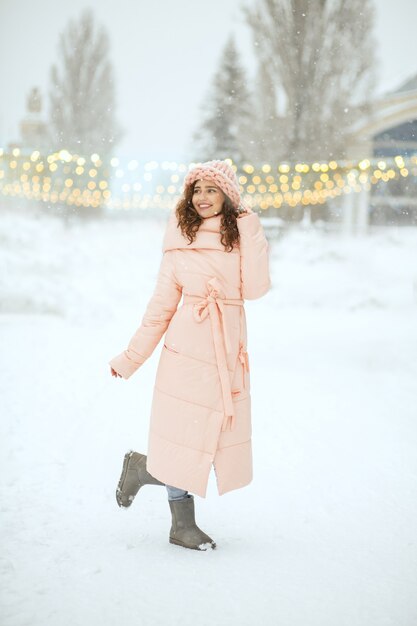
[[183, 160, 242, 209]]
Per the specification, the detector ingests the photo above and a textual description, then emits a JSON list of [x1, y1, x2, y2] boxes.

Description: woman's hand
[[236, 204, 252, 218], [110, 366, 122, 378]]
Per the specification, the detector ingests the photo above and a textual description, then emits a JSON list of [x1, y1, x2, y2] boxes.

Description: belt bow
[[184, 277, 245, 432], [192, 277, 232, 354]]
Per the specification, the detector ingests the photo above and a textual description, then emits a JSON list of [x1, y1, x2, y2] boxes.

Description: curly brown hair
[[175, 181, 240, 252]]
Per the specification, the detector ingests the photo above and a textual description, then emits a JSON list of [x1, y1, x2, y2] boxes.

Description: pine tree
[[245, 0, 376, 162], [49, 9, 122, 157], [192, 37, 253, 164]]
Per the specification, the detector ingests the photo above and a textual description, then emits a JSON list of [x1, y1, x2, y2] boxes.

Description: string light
[[0, 148, 415, 211]]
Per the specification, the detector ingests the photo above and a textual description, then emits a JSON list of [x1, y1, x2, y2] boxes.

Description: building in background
[[8, 87, 49, 153], [344, 74, 417, 229]]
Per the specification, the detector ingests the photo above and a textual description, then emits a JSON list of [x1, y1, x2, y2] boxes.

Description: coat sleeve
[[237, 211, 271, 300], [109, 250, 182, 379]]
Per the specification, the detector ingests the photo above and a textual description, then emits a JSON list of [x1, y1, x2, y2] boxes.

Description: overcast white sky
[[0, 0, 416, 160]]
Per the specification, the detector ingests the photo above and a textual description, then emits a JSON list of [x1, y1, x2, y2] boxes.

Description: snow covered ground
[[1, 208, 417, 626]]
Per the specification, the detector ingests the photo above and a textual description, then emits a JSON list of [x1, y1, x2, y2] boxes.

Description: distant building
[[347, 74, 417, 159], [9, 87, 49, 153], [343, 74, 417, 228], [373, 75, 417, 158]]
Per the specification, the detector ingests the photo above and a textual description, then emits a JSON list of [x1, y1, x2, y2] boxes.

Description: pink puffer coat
[[109, 210, 270, 497]]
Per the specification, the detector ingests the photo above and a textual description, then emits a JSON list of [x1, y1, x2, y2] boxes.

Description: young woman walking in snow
[[109, 159, 270, 551]]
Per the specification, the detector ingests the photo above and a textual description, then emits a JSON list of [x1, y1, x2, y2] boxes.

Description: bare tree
[[250, 61, 288, 164], [245, 0, 376, 162], [192, 37, 254, 164], [49, 9, 122, 157]]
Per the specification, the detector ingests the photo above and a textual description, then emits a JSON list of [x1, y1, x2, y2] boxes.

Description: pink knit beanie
[[183, 160, 242, 209]]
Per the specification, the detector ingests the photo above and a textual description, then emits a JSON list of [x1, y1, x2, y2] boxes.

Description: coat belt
[[182, 277, 247, 432]]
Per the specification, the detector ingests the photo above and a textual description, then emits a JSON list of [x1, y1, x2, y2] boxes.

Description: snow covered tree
[[48, 9, 122, 157], [245, 0, 377, 162], [192, 37, 254, 164], [250, 61, 289, 164]]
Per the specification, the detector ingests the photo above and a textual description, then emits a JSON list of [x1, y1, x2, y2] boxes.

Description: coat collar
[[163, 210, 226, 252]]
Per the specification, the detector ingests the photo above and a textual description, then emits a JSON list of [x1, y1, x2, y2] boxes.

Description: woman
[[109, 159, 270, 551]]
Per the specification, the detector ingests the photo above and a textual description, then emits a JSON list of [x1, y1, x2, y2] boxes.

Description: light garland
[[0, 147, 416, 211]]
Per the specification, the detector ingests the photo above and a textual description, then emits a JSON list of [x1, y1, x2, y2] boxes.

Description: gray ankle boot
[[116, 451, 164, 508], [169, 495, 216, 551]]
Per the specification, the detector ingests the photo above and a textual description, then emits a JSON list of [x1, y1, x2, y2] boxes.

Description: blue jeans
[[166, 484, 189, 501]]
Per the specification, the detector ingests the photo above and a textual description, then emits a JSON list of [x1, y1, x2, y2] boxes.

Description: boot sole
[[169, 537, 216, 551], [115, 450, 145, 508]]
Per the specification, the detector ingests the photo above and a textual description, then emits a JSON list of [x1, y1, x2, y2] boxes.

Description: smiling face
[[192, 179, 225, 218]]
